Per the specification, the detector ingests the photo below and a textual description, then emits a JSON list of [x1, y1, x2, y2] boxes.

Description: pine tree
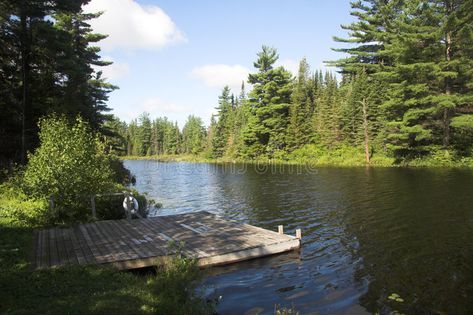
[[288, 58, 314, 150], [0, 0, 114, 164], [381, 0, 473, 158], [242, 46, 293, 157], [54, 10, 115, 129], [330, 0, 400, 74], [137, 113, 152, 155], [205, 115, 218, 157], [231, 81, 249, 157], [212, 86, 233, 157], [182, 115, 206, 154]]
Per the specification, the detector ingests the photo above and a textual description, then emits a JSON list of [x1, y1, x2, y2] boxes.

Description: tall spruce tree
[[380, 0, 473, 158], [242, 46, 293, 157], [288, 58, 314, 150], [212, 86, 233, 158], [182, 115, 206, 154], [0, 0, 114, 164]]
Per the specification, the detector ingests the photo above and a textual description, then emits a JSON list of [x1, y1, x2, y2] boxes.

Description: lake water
[[123, 160, 473, 314]]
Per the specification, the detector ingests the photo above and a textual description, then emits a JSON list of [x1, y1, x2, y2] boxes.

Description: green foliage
[[0, 218, 211, 315], [0, 183, 48, 227], [182, 115, 206, 155], [22, 116, 119, 225], [388, 293, 405, 303], [150, 256, 213, 315], [287, 58, 314, 151], [0, 1, 114, 165], [288, 144, 394, 166], [242, 46, 293, 157], [212, 86, 234, 158], [333, 0, 473, 161], [93, 1, 473, 168]]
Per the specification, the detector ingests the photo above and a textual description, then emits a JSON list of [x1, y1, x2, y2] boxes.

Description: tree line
[[1, 0, 472, 166], [112, 0, 472, 165]]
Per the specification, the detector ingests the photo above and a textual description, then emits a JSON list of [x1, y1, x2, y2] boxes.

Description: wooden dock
[[32, 211, 301, 270]]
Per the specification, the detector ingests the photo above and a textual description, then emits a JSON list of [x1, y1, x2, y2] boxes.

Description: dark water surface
[[124, 160, 473, 315]]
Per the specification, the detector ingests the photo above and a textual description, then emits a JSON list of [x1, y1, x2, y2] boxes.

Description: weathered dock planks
[[32, 211, 301, 270]]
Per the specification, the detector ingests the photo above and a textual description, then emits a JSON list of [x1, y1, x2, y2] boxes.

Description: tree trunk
[[361, 98, 370, 164], [20, 3, 30, 164], [443, 2, 453, 148]]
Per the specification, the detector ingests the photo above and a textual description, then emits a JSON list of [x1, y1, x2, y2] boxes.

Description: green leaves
[[388, 293, 404, 303], [22, 115, 117, 225]]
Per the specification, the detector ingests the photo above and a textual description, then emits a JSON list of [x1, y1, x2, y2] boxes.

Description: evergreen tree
[[204, 115, 217, 157], [330, 0, 399, 74], [0, 0, 114, 164], [242, 46, 293, 157], [182, 115, 206, 154], [288, 58, 314, 150], [137, 113, 152, 155], [212, 86, 233, 157], [381, 0, 473, 158]]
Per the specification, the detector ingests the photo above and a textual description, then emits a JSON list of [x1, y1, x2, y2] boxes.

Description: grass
[[121, 145, 473, 169], [0, 215, 213, 315]]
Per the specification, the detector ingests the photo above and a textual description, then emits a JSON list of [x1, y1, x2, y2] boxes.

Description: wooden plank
[[165, 213, 282, 246], [56, 228, 71, 265], [59, 228, 72, 265], [120, 219, 167, 256], [40, 228, 49, 268], [108, 220, 159, 258], [97, 221, 140, 261], [64, 228, 80, 265], [197, 238, 301, 267], [153, 217, 256, 258], [32, 211, 301, 270], [145, 217, 209, 257], [110, 255, 171, 270], [137, 218, 194, 255], [188, 212, 293, 242], [142, 218, 209, 258], [35, 230, 42, 269], [73, 225, 96, 265], [68, 227, 89, 265], [166, 216, 271, 253], [79, 224, 108, 264], [87, 222, 121, 263], [49, 228, 60, 267], [91, 222, 126, 261], [157, 215, 252, 252]]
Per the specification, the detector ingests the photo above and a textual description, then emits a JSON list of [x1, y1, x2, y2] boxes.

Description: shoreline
[[119, 154, 473, 169]]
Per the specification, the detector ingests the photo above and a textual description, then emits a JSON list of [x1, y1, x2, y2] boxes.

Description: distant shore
[[120, 153, 473, 169]]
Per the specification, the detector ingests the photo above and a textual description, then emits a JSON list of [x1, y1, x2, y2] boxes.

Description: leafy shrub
[[21, 116, 121, 225], [0, 183, 48, 227], [107, 155, 135, 185], [150, 255, 213, 315]]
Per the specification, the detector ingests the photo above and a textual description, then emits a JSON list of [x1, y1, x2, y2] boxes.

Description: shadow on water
[[124, 160, 473, 314]]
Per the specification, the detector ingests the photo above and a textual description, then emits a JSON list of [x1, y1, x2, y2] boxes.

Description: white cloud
[[118, 97, 205, 128], [191, 64, 249, 91], [276, 58, 299, 75], [84, 0, 187, 51], [141, 98, 189, 114], [96, 56, 130, 80]]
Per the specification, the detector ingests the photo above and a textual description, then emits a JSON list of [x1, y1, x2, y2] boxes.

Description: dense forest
[[1, 0, 472, 166], [109, 0, 473, 165], [0, 0, 114, 167]]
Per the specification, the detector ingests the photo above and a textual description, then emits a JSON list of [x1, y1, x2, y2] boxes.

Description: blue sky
[[84, 0, 354, 127]]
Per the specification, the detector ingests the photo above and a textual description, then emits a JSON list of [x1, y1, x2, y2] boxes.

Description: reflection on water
[[124, 160, 473, 314]]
